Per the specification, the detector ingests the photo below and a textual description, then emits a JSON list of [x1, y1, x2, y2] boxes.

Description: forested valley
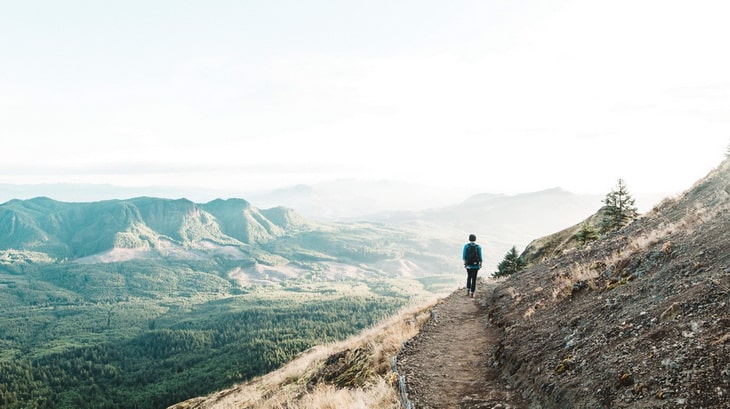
[[0, 258, 441, 409]]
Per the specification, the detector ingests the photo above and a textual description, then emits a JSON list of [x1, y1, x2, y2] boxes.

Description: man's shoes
[[470, 292, 474, 298]]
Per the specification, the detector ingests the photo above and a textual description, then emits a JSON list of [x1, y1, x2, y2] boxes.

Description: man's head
[[469, 234, 476, 242]]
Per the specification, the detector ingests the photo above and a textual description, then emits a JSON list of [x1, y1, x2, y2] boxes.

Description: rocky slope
[[487, 157, 729, 407]]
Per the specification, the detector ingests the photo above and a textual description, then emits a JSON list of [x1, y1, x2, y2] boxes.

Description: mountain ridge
[[0, 180, 669, 221], [0, 187, 623, 272], [0, 197, 306, 262]]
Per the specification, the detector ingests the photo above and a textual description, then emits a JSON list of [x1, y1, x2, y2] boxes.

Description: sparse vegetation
[[599, 178, 638, 233], [493, 246, 526, 278]]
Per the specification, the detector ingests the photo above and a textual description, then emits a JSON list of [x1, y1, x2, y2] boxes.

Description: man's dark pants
[[466, 268, 479, 293]]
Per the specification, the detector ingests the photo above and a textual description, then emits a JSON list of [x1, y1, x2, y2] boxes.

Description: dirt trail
[[397, 282, 527, 409]]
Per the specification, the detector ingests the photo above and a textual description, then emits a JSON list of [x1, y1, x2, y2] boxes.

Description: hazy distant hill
[[247, 179, 473, 220], [248, 182, 668, 267], [247, 183, 615, 268], [248, 180, 668, 220], [361, 188, 606, 268]]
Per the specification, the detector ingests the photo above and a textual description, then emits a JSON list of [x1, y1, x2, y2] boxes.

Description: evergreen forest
[[0, 259, 443, 409]]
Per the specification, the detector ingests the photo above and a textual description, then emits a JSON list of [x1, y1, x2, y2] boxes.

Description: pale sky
[[1, 0, 728, 198]]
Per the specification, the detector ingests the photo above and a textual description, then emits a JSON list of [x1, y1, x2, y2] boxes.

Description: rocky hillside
[[487, 157, 729, 408]]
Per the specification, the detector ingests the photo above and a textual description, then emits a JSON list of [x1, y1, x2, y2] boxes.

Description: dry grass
[[549, 261, 600, 301], [288, 378, 399, 409], [546, 201, 727, 303], [172, 295, 441, 409]]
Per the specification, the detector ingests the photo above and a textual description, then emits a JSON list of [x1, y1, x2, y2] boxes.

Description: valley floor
[[397, 282, 527, 408]]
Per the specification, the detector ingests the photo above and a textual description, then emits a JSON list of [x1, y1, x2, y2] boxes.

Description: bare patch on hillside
[[229, 261, 378, 287], [75, 247, 157, 263]]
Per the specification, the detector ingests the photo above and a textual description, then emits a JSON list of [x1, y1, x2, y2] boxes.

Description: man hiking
[[462, 234, 483, 297]]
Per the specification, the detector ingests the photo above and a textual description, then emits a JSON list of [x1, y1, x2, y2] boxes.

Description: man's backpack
[[466, 243, 480, 266]]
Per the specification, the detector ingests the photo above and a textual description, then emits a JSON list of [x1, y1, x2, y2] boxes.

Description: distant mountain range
[[247, 179, 474, 220], [0, 197, 312, 262], [0, 186, 653, 271], [0, 180, 473, 221], [0, 179, 668, 221]]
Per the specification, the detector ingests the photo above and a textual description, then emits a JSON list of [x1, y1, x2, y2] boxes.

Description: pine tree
[[599, 178, 638, 233], [575, 222, 599, 246], [492, 246, 526, 278]]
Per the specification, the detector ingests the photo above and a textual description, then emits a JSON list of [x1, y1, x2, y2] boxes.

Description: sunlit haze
[[2, 1, 728, 199]]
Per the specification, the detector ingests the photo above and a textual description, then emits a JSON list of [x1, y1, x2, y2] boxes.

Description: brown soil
[[397, 284, 528, 408]]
